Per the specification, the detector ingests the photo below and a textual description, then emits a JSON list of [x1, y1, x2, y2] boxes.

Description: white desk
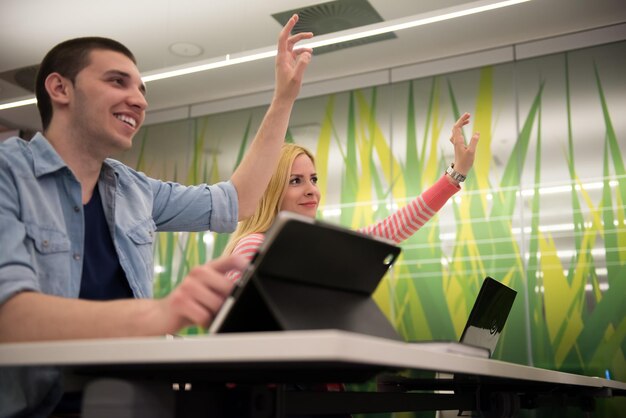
[[1, 330, 624, 417]]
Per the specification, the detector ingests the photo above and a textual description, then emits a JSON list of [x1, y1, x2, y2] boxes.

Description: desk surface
[[1, 329, 624, 392]]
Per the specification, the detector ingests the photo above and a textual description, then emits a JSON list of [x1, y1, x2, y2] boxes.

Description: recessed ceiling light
[[169, 42, 204, 58]]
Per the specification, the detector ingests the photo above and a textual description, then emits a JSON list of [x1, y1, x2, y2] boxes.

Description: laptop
[[412, 276, 517, 358], [208, 211, 403, 339], [458, 276, 517, 357]]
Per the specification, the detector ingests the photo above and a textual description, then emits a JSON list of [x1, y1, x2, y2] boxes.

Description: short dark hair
[[35, 37, 137, 131]]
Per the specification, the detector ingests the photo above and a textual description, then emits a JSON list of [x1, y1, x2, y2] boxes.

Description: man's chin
[[111, 135, 135, 153]]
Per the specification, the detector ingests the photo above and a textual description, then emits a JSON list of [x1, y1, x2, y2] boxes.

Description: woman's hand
[[450, 112, 480, 176]]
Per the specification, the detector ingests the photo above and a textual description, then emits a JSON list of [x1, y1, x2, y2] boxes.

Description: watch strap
[[446, 163, 466, 183]]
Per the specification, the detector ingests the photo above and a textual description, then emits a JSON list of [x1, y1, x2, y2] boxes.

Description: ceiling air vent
[[0, 64, 39, 93], [272, 0, 396, 55]]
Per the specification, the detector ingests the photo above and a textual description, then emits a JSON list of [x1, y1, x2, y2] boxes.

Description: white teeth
[[115, 114, 137, 128]]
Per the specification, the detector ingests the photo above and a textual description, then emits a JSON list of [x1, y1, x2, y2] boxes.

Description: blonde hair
[[223, 143, 315, 255]]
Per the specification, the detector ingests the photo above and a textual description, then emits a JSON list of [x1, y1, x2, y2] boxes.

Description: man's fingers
[[278, 14, 299, 52], [293, 48, 313, 58], [185, 255, 246, 297], [292, 56, 312, 83], [294, 47, 313, 54], [206, 254, 248, 275], [180, 279, 224, 314], [166, 278, 222, 329], [176, 258, 243, 324], [288, 32, 313, 48]]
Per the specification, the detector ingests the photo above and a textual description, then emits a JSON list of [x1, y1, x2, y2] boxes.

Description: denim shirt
[[0, 133, 238, 417]]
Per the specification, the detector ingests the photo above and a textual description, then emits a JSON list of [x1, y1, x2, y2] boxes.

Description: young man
[[0, 15, 312, 416]]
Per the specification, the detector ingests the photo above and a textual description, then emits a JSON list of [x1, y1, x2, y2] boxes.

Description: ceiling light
[[142, 49, 277, 82], [0, 96, 37, 110], [0, 0, 531, 110], [302, 0, 532, 50]]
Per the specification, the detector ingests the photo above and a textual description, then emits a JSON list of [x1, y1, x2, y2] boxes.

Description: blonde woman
[[225, 112, 479, 278]]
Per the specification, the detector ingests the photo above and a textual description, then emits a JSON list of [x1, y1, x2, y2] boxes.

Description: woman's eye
[[311, 176, 318, 184], [289, 178, 300, 185]]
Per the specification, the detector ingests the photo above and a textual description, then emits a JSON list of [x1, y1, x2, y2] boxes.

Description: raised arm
[[359, 113, 479, 243], [0, 255, 247, 342], [358, 175, 459, 243], [231, 14, 313, 220]]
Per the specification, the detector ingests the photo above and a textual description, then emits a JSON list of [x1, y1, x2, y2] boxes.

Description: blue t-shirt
[[80, 187, 133, 300]]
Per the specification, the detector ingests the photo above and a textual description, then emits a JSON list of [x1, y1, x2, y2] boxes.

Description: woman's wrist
[[445, 163, 466, 184], [445, 174, 461, 186]]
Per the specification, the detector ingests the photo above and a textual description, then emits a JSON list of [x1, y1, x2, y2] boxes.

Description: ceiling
[[1, 0, 625, 133]]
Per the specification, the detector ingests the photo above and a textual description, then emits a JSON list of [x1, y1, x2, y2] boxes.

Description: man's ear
[[45, 73, 72, 106]]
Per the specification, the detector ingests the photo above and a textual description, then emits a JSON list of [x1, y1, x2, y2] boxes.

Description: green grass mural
[[120, 41, 625, 417]]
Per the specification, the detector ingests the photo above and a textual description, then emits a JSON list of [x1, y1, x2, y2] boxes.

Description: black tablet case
[[212, 212, 402, 340]]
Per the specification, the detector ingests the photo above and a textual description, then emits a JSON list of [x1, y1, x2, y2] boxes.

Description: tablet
[[208, 211, 402, 339]]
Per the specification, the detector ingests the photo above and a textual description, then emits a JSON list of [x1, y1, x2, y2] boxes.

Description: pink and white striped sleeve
[[358, 174, 459, 243], [226, 233, 266, 282]]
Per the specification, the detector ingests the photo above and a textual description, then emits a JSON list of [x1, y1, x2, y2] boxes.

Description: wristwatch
[[445, 163, 466, 183]]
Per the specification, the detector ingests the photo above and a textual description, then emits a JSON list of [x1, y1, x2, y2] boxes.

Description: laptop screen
[[459, 276, 517, 357]]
